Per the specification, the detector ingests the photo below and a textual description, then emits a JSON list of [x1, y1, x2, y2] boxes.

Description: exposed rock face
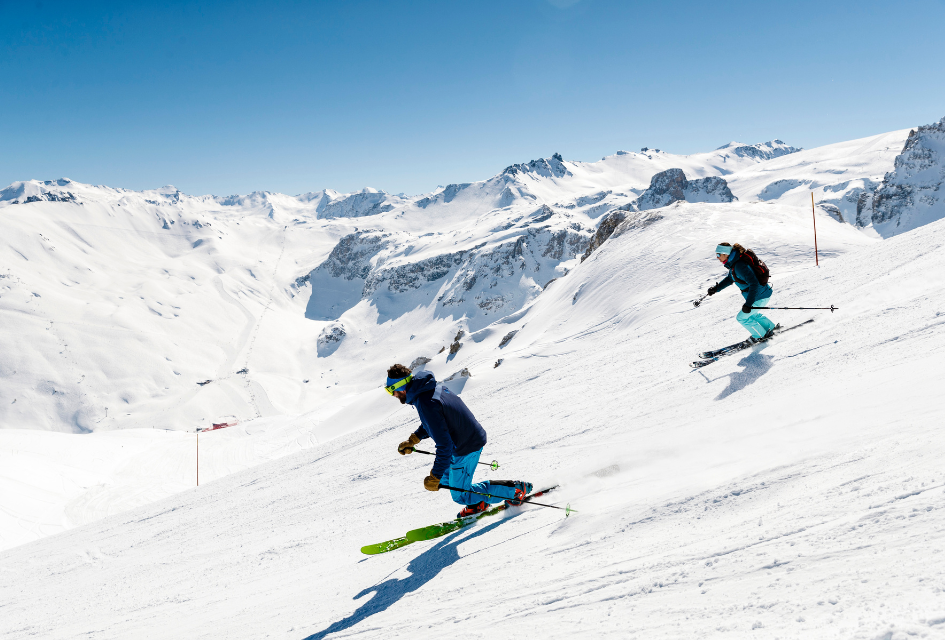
[[498, 330, 518, 348], [584, 210, 666, 260], [0, 180, 82, 205], [444, 367, 471, 382], [409, 356, 431, 371], [725, 140, 802, 161], [582, 209, 628, 262], [22, 191, 79, 204], [214, 187, 403, 219], [815, 179, 879, 226], [318, 231, 390, 280], [317, 324, 346, 357], [449, 330, 464, 355], [416, 183, 471, 208], [304, 231, 394, 320], [634, 169, 736, 211], [305, 211, 591, 328], [870, 118, 945, 234], [316, 188, 396, 219], [682, 176, 736, 204], [502, 153, 571, 179], [637, 168, 687, 209]]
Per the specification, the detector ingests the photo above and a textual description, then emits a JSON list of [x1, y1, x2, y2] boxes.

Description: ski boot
[[505, 481, 533, 507], [760, 324, 781, 341], [457, 501, 488, 518]]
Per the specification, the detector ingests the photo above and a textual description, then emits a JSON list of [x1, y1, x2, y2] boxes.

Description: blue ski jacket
[[716, 249, 773, 307], [406, 371, 487, 479]]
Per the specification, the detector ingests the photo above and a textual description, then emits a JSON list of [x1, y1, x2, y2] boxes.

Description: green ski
[[360, 487, 560, 555], [360, 536, 416, 555], [405, 486, 559, 543]]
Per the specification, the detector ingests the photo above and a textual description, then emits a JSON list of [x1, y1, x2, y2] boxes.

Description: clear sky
[[2, 0, 943, 197]]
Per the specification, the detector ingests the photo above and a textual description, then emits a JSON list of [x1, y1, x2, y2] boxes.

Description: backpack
[[739, 248, 770, 286]]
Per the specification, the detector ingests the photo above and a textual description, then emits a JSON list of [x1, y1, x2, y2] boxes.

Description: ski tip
[[360, 536, 413, 555]]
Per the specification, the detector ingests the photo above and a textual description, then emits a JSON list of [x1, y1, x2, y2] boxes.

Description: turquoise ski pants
[[442, 448, 516, 506], [736, 295, 776, 338]]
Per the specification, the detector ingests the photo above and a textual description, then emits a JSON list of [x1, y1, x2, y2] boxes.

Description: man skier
[[706, 242, 778, 340], [386, 363, 532, 518]]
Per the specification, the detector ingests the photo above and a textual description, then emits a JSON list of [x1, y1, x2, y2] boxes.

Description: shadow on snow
[[302, 519, 506, 639], [713, 350, 775, 400]]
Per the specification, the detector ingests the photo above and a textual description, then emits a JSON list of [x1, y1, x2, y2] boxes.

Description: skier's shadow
[[302, 519, 506, 640], [713, 350, 775, 400]]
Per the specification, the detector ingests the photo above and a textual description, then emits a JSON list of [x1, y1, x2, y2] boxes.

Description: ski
[[360, 486, 559, 554], [360, 486, 560, 555], [360, 535, 416, 556], [360, 487, 558, 555], [690, 319, 815, 369], [405, 486, 559, 543], [699, 338, 754, 360]]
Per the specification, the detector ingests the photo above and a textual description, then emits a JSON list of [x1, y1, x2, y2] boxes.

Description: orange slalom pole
[[812, 192, 819, 266]]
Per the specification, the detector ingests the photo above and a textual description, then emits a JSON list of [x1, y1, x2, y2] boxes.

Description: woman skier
[[706, 242, 778, 340]]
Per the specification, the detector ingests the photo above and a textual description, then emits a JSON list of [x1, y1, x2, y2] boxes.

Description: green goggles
[[384, 375, 412, 395]]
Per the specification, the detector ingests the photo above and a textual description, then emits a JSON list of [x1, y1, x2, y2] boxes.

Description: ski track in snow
[[2, 127, 945, 638]]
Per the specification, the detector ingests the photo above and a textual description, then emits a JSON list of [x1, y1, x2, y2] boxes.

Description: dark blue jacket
[[406, 371, 487, 478], [716, 249, 773, 307]]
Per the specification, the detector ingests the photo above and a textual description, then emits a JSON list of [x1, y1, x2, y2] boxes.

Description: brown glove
[[423, 474, 440, 492], [398, 433, 421, 455]]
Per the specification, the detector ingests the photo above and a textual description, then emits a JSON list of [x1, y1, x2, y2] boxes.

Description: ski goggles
[[715, 244, 733, 256], [384, 375, 412, 395]]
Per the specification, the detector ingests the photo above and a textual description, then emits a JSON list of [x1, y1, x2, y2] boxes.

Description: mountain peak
[[501, 153, 570, 179], [723, 140, 801, 161]]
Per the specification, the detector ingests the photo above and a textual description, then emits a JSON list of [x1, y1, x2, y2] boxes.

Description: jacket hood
[[405, 370, 437, 405]]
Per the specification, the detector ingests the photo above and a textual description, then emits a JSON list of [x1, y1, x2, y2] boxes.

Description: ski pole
[[752, 305, 838, 312], [692, 293, 709, 308], [409, 448, 499, 471], [439, 483, 575, 515]]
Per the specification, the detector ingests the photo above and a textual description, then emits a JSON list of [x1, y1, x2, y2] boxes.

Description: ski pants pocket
[[444, 448, 507, 505]]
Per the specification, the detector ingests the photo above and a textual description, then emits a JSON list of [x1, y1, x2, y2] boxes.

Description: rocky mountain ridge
[[632, 168, 736, 211], [865, 117, 945, 235]]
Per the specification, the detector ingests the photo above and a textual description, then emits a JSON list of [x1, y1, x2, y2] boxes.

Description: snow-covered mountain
[[867, 117, 945, 236], [3, 120, 945, 638], [0, 137, 822, 441]]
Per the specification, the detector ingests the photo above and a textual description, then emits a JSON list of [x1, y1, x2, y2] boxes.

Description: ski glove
[[707, 284, 718, 296], [423, 474, 440, 491], [741, 302, 753, 314], [398, 433, 421, 455]]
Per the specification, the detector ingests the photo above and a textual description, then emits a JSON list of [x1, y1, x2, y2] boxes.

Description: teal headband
[[715, 244, 732, 255]]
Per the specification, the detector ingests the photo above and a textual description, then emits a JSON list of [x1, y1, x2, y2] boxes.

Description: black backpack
[[738, 248, 770, 286]]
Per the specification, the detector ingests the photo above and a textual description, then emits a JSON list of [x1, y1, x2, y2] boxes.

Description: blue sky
[[2, 0, 943, 196]]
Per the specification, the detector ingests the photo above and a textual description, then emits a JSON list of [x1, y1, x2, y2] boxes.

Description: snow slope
[[2, 193, 945, 638], [1, 139, 822, 550]]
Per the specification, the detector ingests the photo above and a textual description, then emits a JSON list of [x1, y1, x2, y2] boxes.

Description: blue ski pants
[[442, 448, 516, 506], [736, 295, 776, 338]]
